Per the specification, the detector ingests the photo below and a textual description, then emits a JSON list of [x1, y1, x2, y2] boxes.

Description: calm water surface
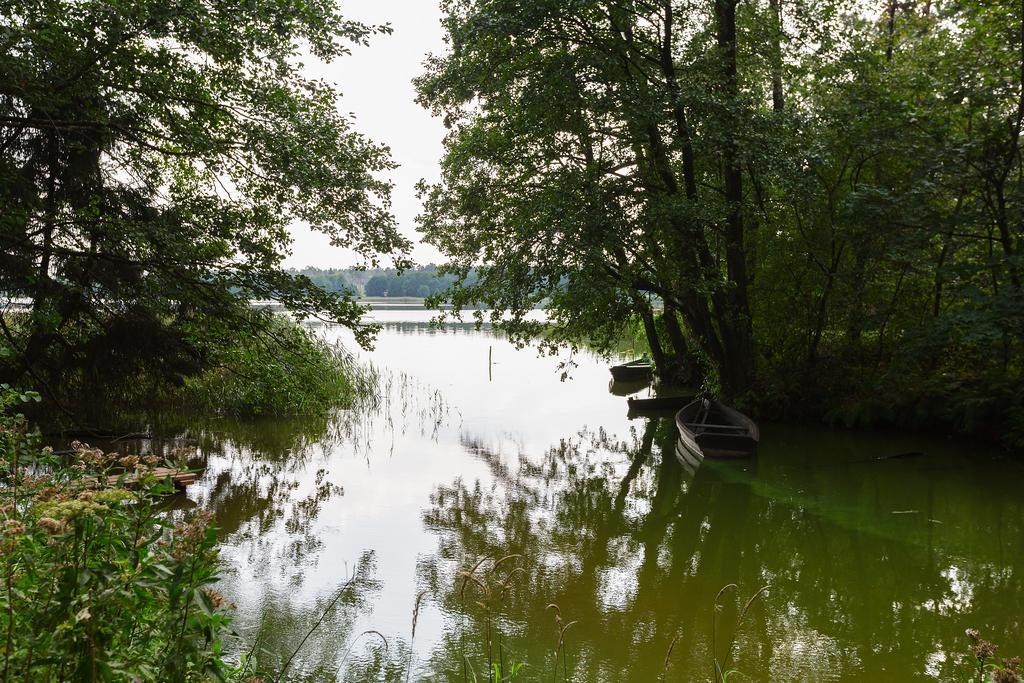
[[180, 309, 1023, 681]]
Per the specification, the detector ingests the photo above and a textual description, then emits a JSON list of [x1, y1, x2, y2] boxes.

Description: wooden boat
[[80, 467, 197, 492], [627, 393, 695, 417], [609, 358, 652, 382], [674, 397, 759, 459]]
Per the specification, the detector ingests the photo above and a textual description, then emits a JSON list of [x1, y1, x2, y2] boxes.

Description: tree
[[0, 0, 409, 397], [417, 0, 799, 395], [420, 0, 1024, 437]]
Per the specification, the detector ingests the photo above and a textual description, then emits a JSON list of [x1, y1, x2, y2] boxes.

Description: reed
[[456, 555, 526, 682], [170, 314, 380, 419], [546, 604, 577, 683], [275, 575, 357, 682], [405, 590, 430, 683], [711, 584, 769, 682], [662, 632, 682, 680]]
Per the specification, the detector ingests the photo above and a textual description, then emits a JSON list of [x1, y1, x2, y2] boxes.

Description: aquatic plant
[[458, 555, 527, 682], [545, 604, 577, 683], [711, 584, 770, 683]]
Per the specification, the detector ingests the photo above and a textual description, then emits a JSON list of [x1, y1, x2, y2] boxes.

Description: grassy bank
[[8, 313, 379, 434]]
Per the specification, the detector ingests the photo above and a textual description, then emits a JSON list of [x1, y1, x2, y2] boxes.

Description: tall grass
[[456, 554, 526, 682], [711, 584, 769, 682]]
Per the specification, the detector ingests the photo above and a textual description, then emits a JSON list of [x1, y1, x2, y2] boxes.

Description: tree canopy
[[0, 0, 408, 397], [418, 0, 1023, 435]]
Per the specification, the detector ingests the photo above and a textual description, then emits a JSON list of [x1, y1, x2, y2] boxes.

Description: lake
[[176, 309, 1023, 681]]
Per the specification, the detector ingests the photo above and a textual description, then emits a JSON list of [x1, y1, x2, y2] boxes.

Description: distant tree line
[[292, 265, 478, 298], [287, 268, 361, 295]]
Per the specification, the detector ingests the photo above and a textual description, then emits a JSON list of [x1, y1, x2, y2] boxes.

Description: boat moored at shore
[[675, 397, 760, 459]]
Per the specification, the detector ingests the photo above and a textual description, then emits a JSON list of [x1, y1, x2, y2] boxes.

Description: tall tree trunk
[[769, 0, 785, 112], [844, 249, 869, 346], [21, 132, 61, 378], [662, 304, 688, 361], [659, 0, 699, 199], [663, 304, 704, 387], [809, 242, 845, 364], [619, 1, 749, 396], [885, 0, 898, 62], [932, 242, 949, 318], [637, 300, 669, 375], [844, 4, 900, 350], [994, 0, 1024, 291], [993, 181, 1021, 290], [714, 0, 756, 398], [33, 131, 58, 318], [618, 4, 728, 385], [933, 187, 967, 317]]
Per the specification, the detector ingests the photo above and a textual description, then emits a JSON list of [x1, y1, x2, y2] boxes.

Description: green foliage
[[176, 313, 377, 418], [0, 382, 42, 483], [0, 0, 409, 397], [363, 264, 472, 299], [0, 393, 233, 682], [418, 0, 1024, 441], [290, 264, 475, 299]]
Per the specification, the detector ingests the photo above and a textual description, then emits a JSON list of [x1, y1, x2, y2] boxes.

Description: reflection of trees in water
[[164, 367, 454, 568], [233, 551, 385, 682], [418, 419, 697, 680], [378, 321, 495, 334], [175, 414, 365, 568], [108, 376, 1022, 680], [415, 421, 1024, 681], [751, 458, 1024, 680], [161, 367, 458, 679]]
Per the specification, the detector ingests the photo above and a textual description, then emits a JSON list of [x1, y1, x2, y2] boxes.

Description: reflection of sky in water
[[188, 311, 644, 677], [177, 309, 1024, 681]]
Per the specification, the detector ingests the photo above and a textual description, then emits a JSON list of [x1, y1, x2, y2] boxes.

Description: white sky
[[284, 0, 447, 269]]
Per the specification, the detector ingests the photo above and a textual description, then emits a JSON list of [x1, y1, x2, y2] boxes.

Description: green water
[[170, 313, 1022, 681]]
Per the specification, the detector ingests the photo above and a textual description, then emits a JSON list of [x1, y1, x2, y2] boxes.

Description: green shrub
[[0, 387, 233, 682], [178, 314, 377, 418]]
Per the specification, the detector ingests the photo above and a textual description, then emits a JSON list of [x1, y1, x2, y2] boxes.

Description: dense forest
[[0, 2, 404, 678], [417, 0, 1024, 444]]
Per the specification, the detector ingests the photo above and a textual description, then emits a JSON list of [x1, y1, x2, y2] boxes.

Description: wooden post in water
[[488, 345, 493, 382]]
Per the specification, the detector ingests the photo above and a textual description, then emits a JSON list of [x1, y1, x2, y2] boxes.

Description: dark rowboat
[[674, 397, 759, 459], [610, 359, 652, 382], [627, 394, 695, 417]]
